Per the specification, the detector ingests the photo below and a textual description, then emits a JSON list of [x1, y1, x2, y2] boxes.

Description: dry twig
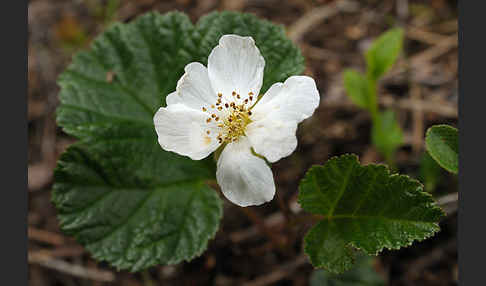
[[28, 253, 115, 282], [288, 0, 359, 42], [242, 255, 308, 286], [28, 227, 66, 246]]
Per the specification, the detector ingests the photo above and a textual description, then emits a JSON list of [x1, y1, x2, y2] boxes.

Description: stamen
[[202, 107, 207, 112], [211, 104, 215, 109], [218, 93, 222, 97], [206, 118, 212, 123], [211, 114, 216, 118], [218, 106, 222, 111]]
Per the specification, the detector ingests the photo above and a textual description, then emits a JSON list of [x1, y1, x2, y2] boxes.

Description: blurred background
[[28, 0, 458, 285]]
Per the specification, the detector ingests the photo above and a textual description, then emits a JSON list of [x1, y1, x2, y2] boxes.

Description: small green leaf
[[54, 11, 304, 271], [371, 110, 403, 161], [425, 125, 458, 174], [365, 28, 404, 80], [419, 152, 442, 192], [310, 255, 385, 286], [343, 70, 369, 109], [298, 154, 444, 273]]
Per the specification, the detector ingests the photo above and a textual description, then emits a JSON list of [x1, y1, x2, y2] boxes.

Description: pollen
[[203, 92, 255, 144]]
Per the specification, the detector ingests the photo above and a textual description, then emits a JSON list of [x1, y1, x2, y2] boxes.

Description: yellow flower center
[[202, 91, 255, 144]]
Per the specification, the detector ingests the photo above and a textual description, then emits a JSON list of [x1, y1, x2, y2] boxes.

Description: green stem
[[367, 77, 379, 123]]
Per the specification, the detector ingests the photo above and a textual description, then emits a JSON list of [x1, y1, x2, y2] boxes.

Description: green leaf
[[371, 110, 403, 161], [425, 125, 459, 174], [343, 70, 369, 109], [419, 152, 442, 192], [298, 154, 444, 273], [52, 140, 221, 272], [310, 255, 385, 286], [54, 11, 304, 271], [365, 28, 404, 80]]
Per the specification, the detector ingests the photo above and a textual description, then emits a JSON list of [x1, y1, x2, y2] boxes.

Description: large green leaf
[[53, 11, 304, 271], [343, 69, 369, 109], [52, 139, 221, 271], [365, 28, 404, 80], [310, 255, 385, 286], [425, 125, 459, 174], [298, 154, 444, 273]]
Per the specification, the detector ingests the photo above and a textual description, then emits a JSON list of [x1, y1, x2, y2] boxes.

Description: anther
[[206, 118, 212, 123], [244, 99, 248, 104], [225, 103, 229, 108], [249, 96, 253, 101], [218, 93, 222, 97], [211, 104, 215, 108], [249, 92, 254, 96], [248, 111, 252, 115], [211, 114, 216, 118], [206, 130, 210, 135], [232, 91, 236, 96], [237, 94, 241, 99], [217, 106, 222, 110], [215, 117, 219, 121], [202, 107, 207, 112]]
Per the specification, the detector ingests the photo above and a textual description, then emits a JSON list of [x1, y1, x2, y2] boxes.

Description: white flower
[[154, 35, 320, 207]]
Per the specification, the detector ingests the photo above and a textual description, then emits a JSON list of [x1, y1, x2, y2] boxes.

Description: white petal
[[165, 91, 181, 105], [251, 75, 320, 123], [216, 137, 275, 207], [154, 104, 220, 160], [247, 76, 320, 163], [169, 62, 217, 110], [208, 35, 265, 104], [246, 119, 298, 163]]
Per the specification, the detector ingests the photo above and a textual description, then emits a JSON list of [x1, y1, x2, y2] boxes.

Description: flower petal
[[165, 91, 181, 105], [251, 75, 320, 123], [208, 35, 265, 104], [168, 62, 217, 110], [216, 137, 275, 207], [154, 104, 220, 160], [246, 119, 298, 163], [247, 76, 320, 162]]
